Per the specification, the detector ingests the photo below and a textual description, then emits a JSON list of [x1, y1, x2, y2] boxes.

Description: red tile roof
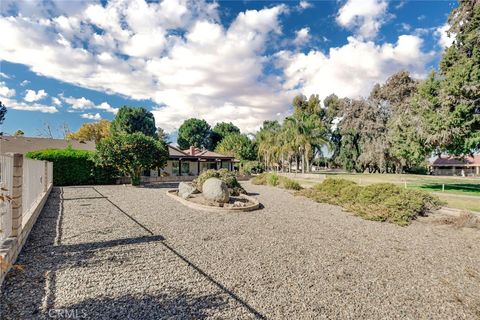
[[432, 155, 480, 167]]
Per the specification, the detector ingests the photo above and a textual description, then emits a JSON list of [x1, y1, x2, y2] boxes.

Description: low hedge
[[296, 178, 444, 226], [26, 147, 118, 186], [251, 173, 302, 190]]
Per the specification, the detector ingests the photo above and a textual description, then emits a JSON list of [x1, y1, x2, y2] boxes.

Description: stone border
[[166, 189, 260, 212]]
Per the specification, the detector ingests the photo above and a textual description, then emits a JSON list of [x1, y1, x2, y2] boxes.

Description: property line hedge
[[26, 147, 118, 186]]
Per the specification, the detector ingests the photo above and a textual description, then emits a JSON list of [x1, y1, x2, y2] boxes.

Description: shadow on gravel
[[142, 182, 180, 189], [0, 188, 166, 320], [2, 186, 267, 320], [62, 291, 228, 320]]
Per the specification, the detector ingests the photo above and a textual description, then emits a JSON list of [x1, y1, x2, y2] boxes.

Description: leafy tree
[[110, 106, 157, 138], [419, 1, 480, 154], [293, 94, 321, 115], [95, 132, 168, 186], [67, 120, 111, 143], [211, 122, 240, 148], [157, 127, 170, 144], [0, 101, 6, 125], [215, 133, 257, 160], [177, 118, 212, 150], [14, 129, 24, 136]]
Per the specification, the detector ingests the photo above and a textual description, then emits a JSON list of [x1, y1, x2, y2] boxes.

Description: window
[[172, 161, 179, 176], [181, 162, 190, 175], [221, 161, 230, 169]]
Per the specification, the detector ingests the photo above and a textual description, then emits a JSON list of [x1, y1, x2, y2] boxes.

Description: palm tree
[[283, 113, 329, 173]]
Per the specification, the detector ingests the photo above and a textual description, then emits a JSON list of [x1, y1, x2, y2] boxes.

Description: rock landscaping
[[1, 182, 479, 319]]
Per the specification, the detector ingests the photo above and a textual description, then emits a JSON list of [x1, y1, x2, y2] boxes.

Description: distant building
[[431, 155, 480, 176], [149, 145, 236, 177], [0, 136, 96, 154]]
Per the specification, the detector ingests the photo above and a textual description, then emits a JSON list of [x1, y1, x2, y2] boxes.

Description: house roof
[[432, 155, 480, 167], [181, 147, 234, 159], [0, 136, 96, 154], [167, 145, 234, 160]]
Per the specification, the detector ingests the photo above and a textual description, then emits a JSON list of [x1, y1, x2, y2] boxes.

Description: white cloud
[[277, 35, 434, 103], [63, 96, 94, 109], [336, 0, 389, 39], [0, 0, 436, 134], [299, 1, 312, 10], [24, 89, 48, 102], [0, 72, 10, 79], [1, 96, 58, 113], [1, 82, 56, 112], [62, 96, 118, 114], [97, 102, 118, 114], [52, 97, 62, 106], [20, 80, 30, 86], [81, 112, 102, 120], [0, 81, 16, 97], [293, 27, 310, 46], [435, 24, 455, 49]]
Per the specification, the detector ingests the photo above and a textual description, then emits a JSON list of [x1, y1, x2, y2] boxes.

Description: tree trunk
[[301, 153, 305, 174]]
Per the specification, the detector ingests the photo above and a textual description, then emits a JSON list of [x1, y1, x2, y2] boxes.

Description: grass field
[[293, 173, 480, 212]]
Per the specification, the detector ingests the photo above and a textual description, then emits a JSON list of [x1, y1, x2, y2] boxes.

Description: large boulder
[[202, 178, 230, 203], [178, 182, 197, 199]]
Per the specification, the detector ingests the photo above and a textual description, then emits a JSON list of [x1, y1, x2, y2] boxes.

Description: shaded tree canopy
[[0, 101, 7, 125], [177, 118, 212, 150], [211, 122, 240, 148], [110, 106, 157, 138], [421, 0, 480, 154], [215, 133, 257, 161]]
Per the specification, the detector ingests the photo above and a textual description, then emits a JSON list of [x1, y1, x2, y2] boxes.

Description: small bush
[[296, 178, 444, 226], [267, 173, 280, 186], [281, 177, 302, 190], [194, 169, 246, 195], [26, 147, 118, 186], [250, 173, 302, 190], [240, 160, 264, 175], [437, 211, 480, 229], [251, 173, 268, 185]]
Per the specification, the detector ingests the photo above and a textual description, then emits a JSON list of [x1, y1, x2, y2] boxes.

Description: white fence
[[22, 158, 49, 226], [0, 155, 14, 240], [0, 153, 53, 285]]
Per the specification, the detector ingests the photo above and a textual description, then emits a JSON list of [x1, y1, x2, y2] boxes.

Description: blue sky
[[0, 0, 456, 139]]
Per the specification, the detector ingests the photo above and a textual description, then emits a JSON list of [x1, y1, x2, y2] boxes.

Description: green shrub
[[26, 147, 118, 186], [240, 160, 264, 175], [281, 177, 302, 190], [250, 173, 302, 190], [267, 173, 280, 186], [251, 173, 268, 185], [296, 178, 444, 226], [194, 169, 246, 196]]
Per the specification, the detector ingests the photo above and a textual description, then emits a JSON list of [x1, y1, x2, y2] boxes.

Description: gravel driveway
[[1, 182, 479, 319]]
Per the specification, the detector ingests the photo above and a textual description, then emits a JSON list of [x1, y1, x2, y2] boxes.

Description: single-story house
[[0, 136, 96, 154], [148, 145, 236, 177], [430, 155, 480, 176]]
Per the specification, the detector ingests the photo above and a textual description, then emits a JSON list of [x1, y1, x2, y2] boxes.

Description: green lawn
[[293, 173, 480, 212]]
